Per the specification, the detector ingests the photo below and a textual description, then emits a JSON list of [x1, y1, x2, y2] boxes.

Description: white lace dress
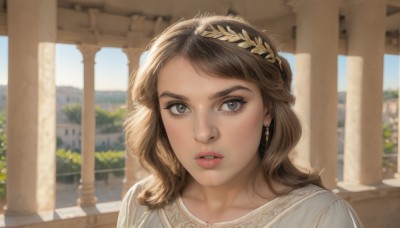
[[117, 178, 363, 228]]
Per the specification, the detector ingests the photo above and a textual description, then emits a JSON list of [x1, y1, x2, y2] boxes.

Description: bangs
[[180, 34, 266, 83]]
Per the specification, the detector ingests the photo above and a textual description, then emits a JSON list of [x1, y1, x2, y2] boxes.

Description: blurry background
[[0, 0, 399, 227]]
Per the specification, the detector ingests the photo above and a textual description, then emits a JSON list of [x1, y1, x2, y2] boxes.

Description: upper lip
[[195, 151, 224, 159]]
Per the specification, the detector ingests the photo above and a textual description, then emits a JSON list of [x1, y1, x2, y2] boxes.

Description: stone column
[[122, 47, 143, 195], [77, 44, 100, 206], [6, 0, 56, 214], [395, 28, 400, 180], [288, 0, 339, 189], [123, 48, 142, 113], [344, 0, 386, 185]]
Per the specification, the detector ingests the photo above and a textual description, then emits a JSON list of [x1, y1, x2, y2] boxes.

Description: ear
[[263, 109, 273, 127]]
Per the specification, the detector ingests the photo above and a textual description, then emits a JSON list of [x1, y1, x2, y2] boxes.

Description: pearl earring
[[265, 124, 270, 145]]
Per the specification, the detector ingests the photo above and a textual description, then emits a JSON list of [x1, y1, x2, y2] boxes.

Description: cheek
[[225, 116, 263, 149], [165, 124, 188, 143], [221, 107, 264, 152], [160, 114, 191, 152]]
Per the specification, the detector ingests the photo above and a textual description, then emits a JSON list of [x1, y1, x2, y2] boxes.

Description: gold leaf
[[200, 25, 283, 71], [238, 41, 253, 49]]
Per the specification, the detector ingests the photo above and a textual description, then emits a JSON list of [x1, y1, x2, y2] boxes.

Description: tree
[[95, 106, 126, 133], [383, 90, 398, 101], [63, 104, 82, 124], [63, 105, 126, 133], [383, 124, 396, 154], [0, 114, 6, 198]]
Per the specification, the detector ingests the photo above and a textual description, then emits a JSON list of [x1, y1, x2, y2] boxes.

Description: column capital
[[123, 47, 143, 61], [123, 47, 144, 72], [77, 44, 101, 63]]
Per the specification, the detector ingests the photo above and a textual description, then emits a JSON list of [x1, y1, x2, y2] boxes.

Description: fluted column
[[122, 47, 143, 195], [77, 44, 100, 206], [289, 0, 339, 189], [344, 0, 386, 185], [6, 0, 56, 214]]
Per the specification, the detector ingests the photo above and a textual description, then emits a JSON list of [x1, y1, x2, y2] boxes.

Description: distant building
[[383, 98, 398, 126], [53, 86, 126, 151], [95, 132, 123, 150], [56, 123, 81, 150], [56, 123, 123, 151], [0, 85, 7, 113], [56, 86, 82, 123]]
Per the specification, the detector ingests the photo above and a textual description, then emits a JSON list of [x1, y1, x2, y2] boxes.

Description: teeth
[[203, 155, 215, 159]]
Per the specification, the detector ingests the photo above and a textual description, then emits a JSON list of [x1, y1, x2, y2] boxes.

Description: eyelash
[[163, 97, 247, 117], [219, 97, 247, 114], [164, 102, 190, 117]]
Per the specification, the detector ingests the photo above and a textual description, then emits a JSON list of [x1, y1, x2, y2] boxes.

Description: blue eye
[[220, 99, 245, 112], [168, 104, 190, 115]]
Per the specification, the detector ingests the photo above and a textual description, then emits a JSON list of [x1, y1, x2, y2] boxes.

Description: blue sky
[[0, 36, 399, 91]]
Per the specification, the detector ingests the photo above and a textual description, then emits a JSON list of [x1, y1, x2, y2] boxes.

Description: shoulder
[[117, 176, 155, 228], [267, 185, 363, 227], [310, 190, 363, 227], [124, 176, 152, 200], [289, 185, 364, 228]]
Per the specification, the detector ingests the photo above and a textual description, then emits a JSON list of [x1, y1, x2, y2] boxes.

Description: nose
[[193, 112, 219, 143]]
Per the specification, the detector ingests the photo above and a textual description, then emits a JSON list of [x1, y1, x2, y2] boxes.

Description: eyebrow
[[159, 85, 253, 100], [211, 85, 252, 99]]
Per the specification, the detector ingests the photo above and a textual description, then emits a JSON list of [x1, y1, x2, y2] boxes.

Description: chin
[[191, 172, 230, 187]]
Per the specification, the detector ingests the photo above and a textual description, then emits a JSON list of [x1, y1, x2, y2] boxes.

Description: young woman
[[118, 15, 363, 227]]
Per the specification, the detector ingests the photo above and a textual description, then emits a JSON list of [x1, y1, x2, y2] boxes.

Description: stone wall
[[337, 179, 400, 228]]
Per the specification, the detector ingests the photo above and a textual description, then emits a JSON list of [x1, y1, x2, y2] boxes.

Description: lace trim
[[159, 185, 326, 227]]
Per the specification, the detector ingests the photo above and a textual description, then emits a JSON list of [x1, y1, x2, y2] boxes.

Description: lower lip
[[196, 158, 222, 169]]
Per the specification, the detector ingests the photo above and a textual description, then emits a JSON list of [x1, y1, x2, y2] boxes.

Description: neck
[[184, 170, 272, 210], [181, 171, 277, 224]]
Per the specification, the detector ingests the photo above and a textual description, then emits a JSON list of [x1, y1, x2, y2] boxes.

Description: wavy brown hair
[[125, 15, 323, 209]]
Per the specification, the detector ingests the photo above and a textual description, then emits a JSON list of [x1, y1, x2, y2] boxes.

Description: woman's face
[[158, 57, 271, 187]]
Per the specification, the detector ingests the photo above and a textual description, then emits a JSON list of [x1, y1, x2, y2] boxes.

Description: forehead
[[157, 57, 259, 95]]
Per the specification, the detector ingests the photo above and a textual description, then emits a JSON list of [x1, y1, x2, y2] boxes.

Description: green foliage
[[382, 123, 398, 176], [63, 104, 82, 124], [56, 149, 125, 183], [96, 135, 125, 152], [63, 105, 126, 134], [56, 149, 82, 183], [0, 159, 5, 199], [56, 136, 64, 148], [96, 106, 126, 133], [95, 151, 125, 180], [383, 124, 396, 154], [95, 91, 127, 104], [0, 114, 6, 156], [0, 114, 6, 199], [383, 90, 398, 101], [112, 107, 126, 126]]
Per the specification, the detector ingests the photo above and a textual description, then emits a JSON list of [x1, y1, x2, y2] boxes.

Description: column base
[[77, 183, 97, 207], [394, 173, 400, 179]]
